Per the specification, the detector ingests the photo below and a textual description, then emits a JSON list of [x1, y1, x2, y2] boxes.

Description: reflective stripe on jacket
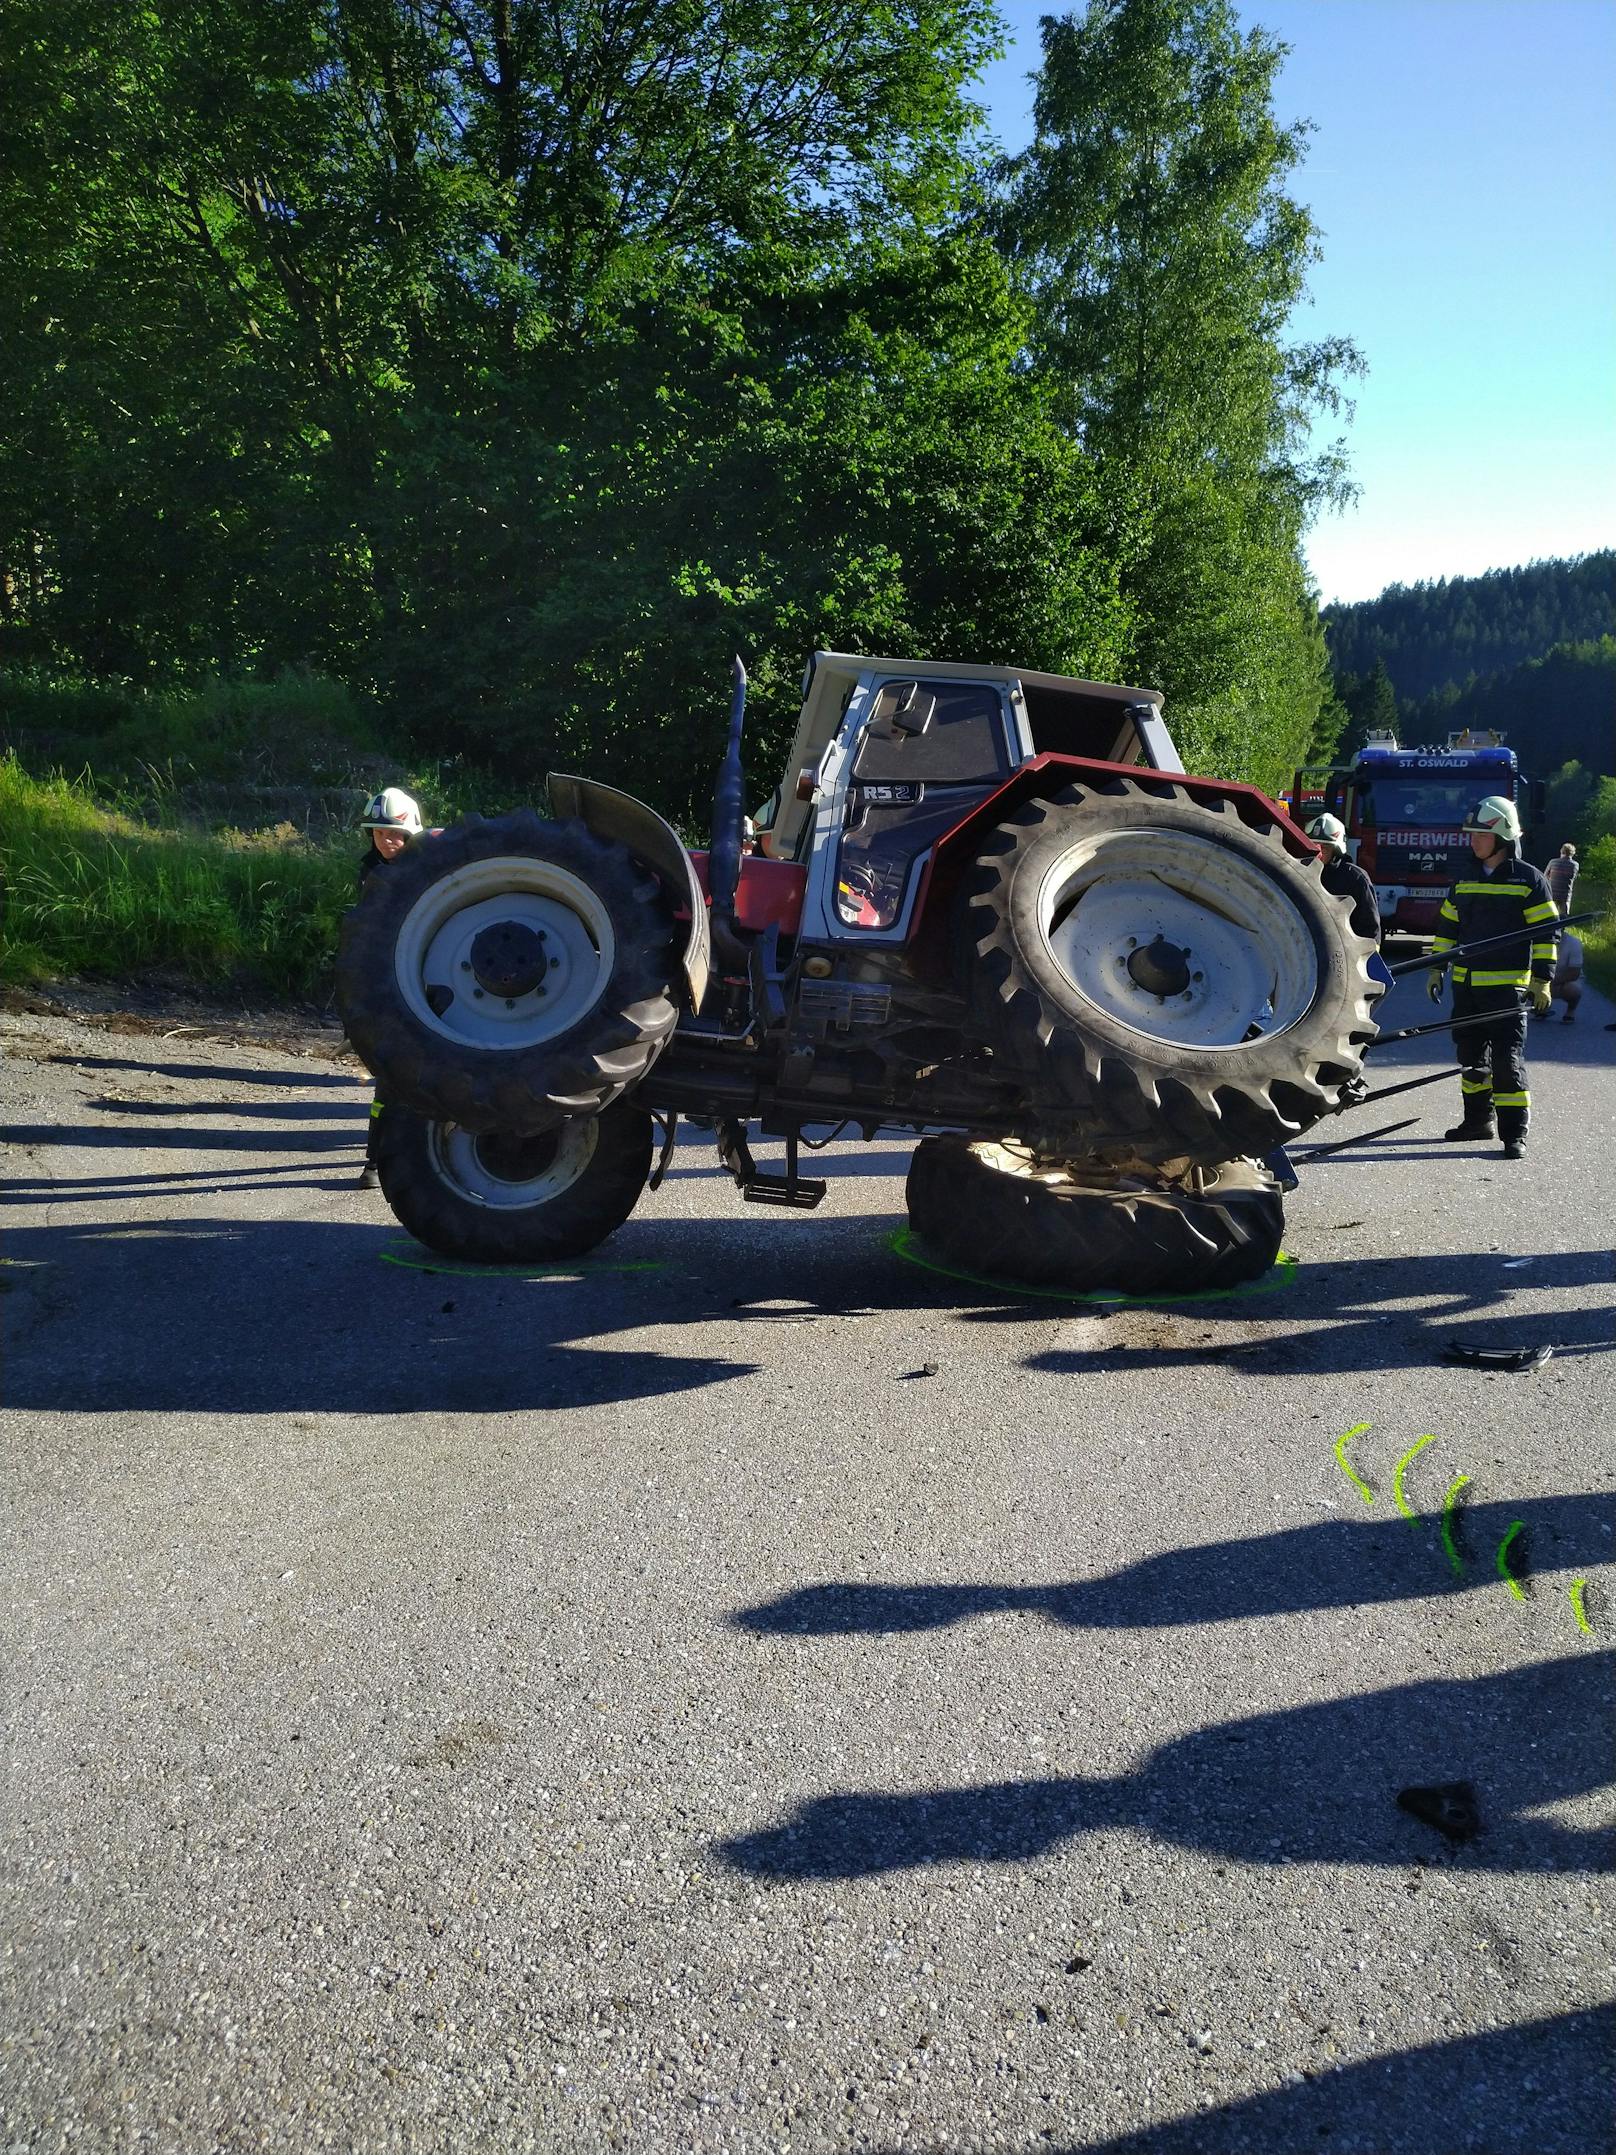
[[1430, 856, 1559, 991]]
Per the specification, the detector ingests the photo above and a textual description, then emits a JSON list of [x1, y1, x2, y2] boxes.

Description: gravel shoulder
[[2, 981, 1613, 2154]]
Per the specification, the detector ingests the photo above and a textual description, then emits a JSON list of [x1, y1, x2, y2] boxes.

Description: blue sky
[[973, 0, 1616, 604]]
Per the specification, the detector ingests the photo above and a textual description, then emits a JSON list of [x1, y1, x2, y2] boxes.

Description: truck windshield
[[1359, 779, 1498, 826]]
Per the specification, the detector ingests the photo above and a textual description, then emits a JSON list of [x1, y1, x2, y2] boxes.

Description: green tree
[[1, 0, 1149, 813], [993, 0, 1361, 787], [1331, 657, 1400, 758], [1543, 759, 1595, 849]]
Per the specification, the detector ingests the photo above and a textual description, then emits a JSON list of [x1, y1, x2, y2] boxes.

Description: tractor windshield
[[836, 680, 1012, 929]]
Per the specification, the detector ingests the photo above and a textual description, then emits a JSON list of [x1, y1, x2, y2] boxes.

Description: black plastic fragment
[[1441, 1342, 1553, 1373], [1396, 1782, 1481, 1844]]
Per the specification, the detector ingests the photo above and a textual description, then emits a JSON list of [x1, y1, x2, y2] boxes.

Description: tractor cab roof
[[766, 651, 1168, 860]]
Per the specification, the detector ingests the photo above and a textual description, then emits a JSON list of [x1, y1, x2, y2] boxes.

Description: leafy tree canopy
[[991, 0, 1360, 784], [2, 0, 1357, 812]]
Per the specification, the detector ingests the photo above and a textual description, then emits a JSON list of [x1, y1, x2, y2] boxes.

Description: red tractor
[[337, 654, 1381, 1291]]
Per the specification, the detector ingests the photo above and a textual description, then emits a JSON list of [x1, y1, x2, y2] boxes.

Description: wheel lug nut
[[473, 988, 484, 999], [460, 960, 471, 972], [505, 999, 514, 1009]]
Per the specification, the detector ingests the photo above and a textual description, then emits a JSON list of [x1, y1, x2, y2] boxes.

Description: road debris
[[1442, 1342, 1553, 1373], [1396, 1782, 1481, 1844]]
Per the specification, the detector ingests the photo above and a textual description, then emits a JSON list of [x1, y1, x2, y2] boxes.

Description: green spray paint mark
[[1392, 1431, 1439, 1523], [381, 1243, 666, 1281], [886, 1227, 1298, 1307], [1332, 1424, 1375, 1506], [1495, 1519, 1528, 1601], [1568, 1579, 1593, 1635], [1439, 1473, 1472, 1575]]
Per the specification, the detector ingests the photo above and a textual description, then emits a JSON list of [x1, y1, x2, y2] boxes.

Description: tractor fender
[[548, 773, 710, 1011], [907, 753, 1319, 985]]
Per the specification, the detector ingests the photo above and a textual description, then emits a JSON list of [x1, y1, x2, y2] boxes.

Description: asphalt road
[[3, 976, 1613, 2154]]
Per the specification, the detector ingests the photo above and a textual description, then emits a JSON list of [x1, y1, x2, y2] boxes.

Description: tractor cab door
[[829, 677, 1015, 934]]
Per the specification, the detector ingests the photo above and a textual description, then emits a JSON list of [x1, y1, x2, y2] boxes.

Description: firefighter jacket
[[1320, 855, 1380, 942], [1432, 854, 1559, 1003]]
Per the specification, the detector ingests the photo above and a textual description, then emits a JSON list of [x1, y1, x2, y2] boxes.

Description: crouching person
[[1552, 930, 1583, 1023]]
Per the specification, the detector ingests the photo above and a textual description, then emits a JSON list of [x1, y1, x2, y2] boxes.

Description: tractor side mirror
[[1529, 780, 1547, 828]]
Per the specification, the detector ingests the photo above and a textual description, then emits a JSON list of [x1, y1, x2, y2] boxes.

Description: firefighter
[[1304, 813, 1381, 942], [355, 788, 424, 1189], [1428, 796, 1559, 1160], [359, 786, 422, 873]]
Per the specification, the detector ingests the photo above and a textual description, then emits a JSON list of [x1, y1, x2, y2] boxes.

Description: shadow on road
[[733, 1494, 1615, 1638], [1013, 2006, 1613, 2155], [717, 1652, 1613, 1880], [84, 1096, 366, 1120], [3, 1119, 361, 1154], [1008, 1245, 1614, 1370], [48, 1054, 362, 1088], [1, 1161, 362, 1197], [4, 1116, 1611, 1402], [0, 1209, 766, 1414]]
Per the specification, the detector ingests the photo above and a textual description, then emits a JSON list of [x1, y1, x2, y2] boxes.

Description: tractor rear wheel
[[956, 775, 1380, 1164], [337, 811, 679, 1136], [905, 1140, 1284, 1295], [373, 1099, 653, 1265]]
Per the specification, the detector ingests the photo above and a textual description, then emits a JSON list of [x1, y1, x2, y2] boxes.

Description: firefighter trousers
[[1452, 991, 1528, 1140]]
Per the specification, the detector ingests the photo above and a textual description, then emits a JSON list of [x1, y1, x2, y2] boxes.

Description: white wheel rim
[[1038, 830, 1318, 1049], [394, 857, 616, 1050], [428, 1119, 600, 1209]]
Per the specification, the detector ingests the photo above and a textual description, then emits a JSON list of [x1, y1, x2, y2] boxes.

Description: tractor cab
[[764, 651, 1178, 943]]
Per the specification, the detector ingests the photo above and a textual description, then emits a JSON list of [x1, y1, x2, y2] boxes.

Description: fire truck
[[1292, 729, 1539, 940]]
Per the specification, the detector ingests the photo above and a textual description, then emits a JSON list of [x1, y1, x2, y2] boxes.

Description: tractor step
[[717, 1120, 828, 1210], [742, 1173, 827, 1210]]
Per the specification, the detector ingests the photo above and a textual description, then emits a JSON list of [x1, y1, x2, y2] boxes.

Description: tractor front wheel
[[905, 1139, 1284, 1296], [373, 1099, 653, 1265]]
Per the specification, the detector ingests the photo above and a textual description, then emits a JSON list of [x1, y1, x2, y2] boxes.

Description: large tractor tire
[[957, 776, 1381, 1165], [337, 811, 679, 1136], [373, 1099, 653, 1265], [906, 1139, 1284, 1295]]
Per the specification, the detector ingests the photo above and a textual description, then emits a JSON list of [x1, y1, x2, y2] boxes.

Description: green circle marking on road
[[886, 1227, 1299, 1307], [1332, 1424, 1376, 1506], [1495, 1519, 1528, 1602], [1392, 1430, 1439, 1522], [1568, 1579, 1594, 1635], [381, 1242, 666, 1281]]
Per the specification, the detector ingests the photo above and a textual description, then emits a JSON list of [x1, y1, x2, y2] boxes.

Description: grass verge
[[0, 666, 500, 836], [0, 755, 354, 1000], [1581, 890, 1616, 1000]]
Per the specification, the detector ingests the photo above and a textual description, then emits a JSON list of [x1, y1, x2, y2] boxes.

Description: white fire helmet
[[361, 786, 423, 836], [1305, 812, 1347, 854], [1461, 794, 1521, 845]]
